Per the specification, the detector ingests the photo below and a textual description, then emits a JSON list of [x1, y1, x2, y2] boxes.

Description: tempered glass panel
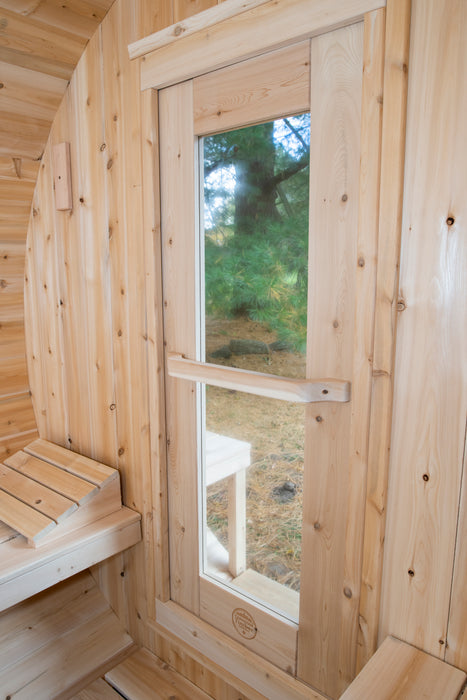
[[202, 386, 304, 621], [202, 115, 310, 378]]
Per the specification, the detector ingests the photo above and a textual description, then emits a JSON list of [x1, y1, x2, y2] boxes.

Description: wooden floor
[[73, 636, 467, 700], [71, 648, 215, 700]]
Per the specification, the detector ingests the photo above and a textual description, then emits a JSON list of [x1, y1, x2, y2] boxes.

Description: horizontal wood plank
[[154, 600, 326, 700], [0, 462, 77, 523], [4, 451, 99, 504], [24, 439, 118, 487], [0, 507, 141, 610], [140, 0, 385, 90], [106, 648, 213, 700], [0, 395, 36, 438], [168, 354, 350, 402], [340, 636, 467, 699], [0, 429, 38, 462], [200, 576, 298, 673], [193, 40, 310, 135], [71, 679, 124, 700], [0, 572, 136, 700], [130, 0, 271, 58], [0, 487, 56, 542]]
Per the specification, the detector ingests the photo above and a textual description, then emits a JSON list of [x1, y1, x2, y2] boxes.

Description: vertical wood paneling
[[174, 0, 218, 22], [344, 7, 385, 677], [380, 0, 467, 660], [297, 23, 363, 698], [357, 0, 411, 670], [141, 87, 170, 607], [159, 80, 199, 614]]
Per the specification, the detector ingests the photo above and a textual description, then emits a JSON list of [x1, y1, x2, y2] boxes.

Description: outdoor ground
[[205, 316, 306, 591]]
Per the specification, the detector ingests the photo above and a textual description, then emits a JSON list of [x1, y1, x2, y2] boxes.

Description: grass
[[205, 316, 306, 592]]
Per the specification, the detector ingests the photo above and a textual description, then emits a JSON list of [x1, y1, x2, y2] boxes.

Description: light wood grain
[[0, 507, 141, 611], [0, 395, 36, 438], [5, 451, 99, 505], [0, 429, 38, 462], [140, 0, 384, 91], [106, 647, 213, 700], [0, 571, 137, 700], [193, 40, 310, 136], [130, 0, 269, 58], [168, 354, 351, 403], [25, 438, 117, 487], [357, 0, 411, 670], [160, 79, 200, 614], [0, 487, 56, 542], [297, 22, 363, 697], [155, 600, 326, 700], [340, 636, 466, 699], [141, 86, 170, 606], [0, 462, 77, 522], [52, 142, 73, 210], [72, 678, 123, 700], [200, 577, 297, 673], [380, 0, 467, 660]]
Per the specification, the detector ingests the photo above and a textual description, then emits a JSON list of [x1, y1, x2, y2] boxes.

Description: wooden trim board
[[168, 354, 351, 403], [340, 636, 466, 699], [0, 508, 141, 612], [138, 0, 386, 90]]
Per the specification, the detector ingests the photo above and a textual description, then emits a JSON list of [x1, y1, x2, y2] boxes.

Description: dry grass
[[205, 316, 306, 591]]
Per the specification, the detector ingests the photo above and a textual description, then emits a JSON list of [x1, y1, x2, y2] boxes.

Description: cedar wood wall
[[21, 0, 467, 697]]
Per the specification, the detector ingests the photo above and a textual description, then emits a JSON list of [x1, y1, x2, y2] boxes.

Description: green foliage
[[203, 115, 310, 352]]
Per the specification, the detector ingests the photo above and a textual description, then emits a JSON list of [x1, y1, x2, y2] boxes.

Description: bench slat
[[0, 489, 56, 542], [4, 451, 98, 505], [25, 439, 117, 488], [0, 463, 77, 523], [340, 636, 466, 700]]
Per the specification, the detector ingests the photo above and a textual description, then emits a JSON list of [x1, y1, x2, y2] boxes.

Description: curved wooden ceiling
[[0, 0, 116, 161]]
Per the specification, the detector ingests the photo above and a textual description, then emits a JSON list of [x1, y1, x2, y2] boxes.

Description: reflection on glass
[[202, 115, 310, 379], [202, 387, 304, 621]]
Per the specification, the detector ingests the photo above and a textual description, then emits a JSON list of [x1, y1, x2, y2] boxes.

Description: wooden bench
[[205, 430, 251, 578], [0, 572, 137, 699], [340, 636, 466, 699], [0, 439, 141, 611]]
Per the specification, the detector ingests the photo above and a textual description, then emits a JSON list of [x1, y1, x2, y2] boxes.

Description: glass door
[[159, 24, 365, 681]]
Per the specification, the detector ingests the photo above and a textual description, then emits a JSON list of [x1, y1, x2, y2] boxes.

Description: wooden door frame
[[138, 0, 411, 696]]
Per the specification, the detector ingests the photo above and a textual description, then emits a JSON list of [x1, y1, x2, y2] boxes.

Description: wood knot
[[173, 24, 183, 36]]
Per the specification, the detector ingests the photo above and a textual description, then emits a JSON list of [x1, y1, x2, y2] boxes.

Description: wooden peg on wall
[[52, 142, 73, 211]]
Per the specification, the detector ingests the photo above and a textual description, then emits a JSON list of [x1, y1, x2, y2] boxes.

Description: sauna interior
[[0, 0, 466, 698]]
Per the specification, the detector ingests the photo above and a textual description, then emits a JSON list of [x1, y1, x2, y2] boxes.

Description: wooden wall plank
[[0, 430, 38, 462], [0, 7, 85, 68], [380, 0, 467, 659], [141, 86, 170, 607], [0, 395, 36, 438], [0, 157, 39, 182], [95, 0, 155, 645], [193, 40, 310, 136], [174, 0, 218, 22], [0, 321, 26, 360], [140, 0, 384, 91], [71, 26, 117, 464], [0, 60, 67, 122], [0, 356, 29, 399], [357, 0, 411, 670], [159, 79, 199, 614], [297, 23, 363, 698]]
